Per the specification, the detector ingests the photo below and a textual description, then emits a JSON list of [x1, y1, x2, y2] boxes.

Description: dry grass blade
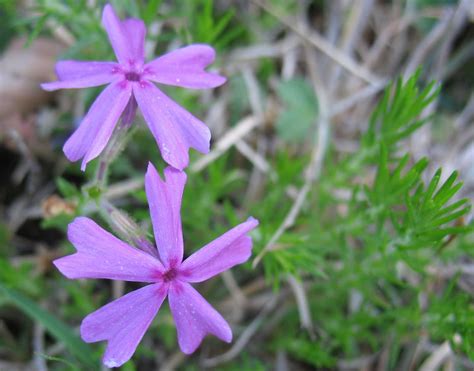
[[419, 341, 453, 371], [191, 115, 262, 173], [202, 295, 279, 367], [251, 0, 382, 86], [286, 275, 315, 340], [253, 44, 331, 267]]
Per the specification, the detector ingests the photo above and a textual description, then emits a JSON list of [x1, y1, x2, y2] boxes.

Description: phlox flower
[[53, 163, 258, 368], [42, 4, 226, 171]]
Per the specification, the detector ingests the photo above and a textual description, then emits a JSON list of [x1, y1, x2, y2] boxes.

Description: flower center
[[125, 72, 141, 81], [162, 268, 177, 282]]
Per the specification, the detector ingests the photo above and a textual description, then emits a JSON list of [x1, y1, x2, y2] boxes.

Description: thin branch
[[253, 44, 331, 267], [33, 323, 47, 371], [202, 295, 279, 367], [329, 0, 375, 89], [251, 0, 382, 86], [235, 140, 275, 179], [403, 8, 455, 77], [191, 115, 262, 173], [286, 275, 315, 340], [419, 341, 453, 371]]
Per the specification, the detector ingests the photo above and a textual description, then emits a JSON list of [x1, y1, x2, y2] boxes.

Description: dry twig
[[253, 43, 331, 267]]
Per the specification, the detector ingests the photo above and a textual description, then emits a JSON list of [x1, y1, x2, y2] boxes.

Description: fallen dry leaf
[[0, 37, 64, 156], [0, 37, 63, 119], [41, 194, 76, 218]]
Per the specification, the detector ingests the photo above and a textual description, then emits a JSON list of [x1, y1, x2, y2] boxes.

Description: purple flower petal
[[102, 4, 144, 66], [144, 44, 226, 89], [81, 283, 168, 368], [180, 217, 258, 282], [145, 163, 185, 267], [54, 217, 164, 282], [168, 281, 232, 354], [62, 80, 132, 170], [122, 18, 146, 66], [41, 61, 118, 91], [133, 81, 210, 170]]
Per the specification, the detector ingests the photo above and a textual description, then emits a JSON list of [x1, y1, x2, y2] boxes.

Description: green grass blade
[[0, 283, 98, 369]]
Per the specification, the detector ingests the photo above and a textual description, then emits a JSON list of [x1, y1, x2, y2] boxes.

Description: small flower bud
[[103, 201, 158, 257]]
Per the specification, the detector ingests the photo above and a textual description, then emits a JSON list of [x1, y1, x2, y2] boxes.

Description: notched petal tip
[[188, 43, 217, 64], [80, 158, 88, 172], [133, 82, 209, 169], [169, 282, 233, 354], [103, 358, 123, 368], [81, 284, 167, 367], [79, 316, 96, 343], [246, 216, 259, 227], [40, 83, 53, 91], [179, 331, 232, 355], [143, 43, 225, 90], [212, 74, 227, 87], [62, 81, 132, 171], [146, 161, 158, 176], [179, 217, 258, 283], [169, 157, 188, 171], [219, 325, 233, 344], [52, 256, 74, 278], [200, 126, 212, 154], [145, 162, 163, 186], [144, 160, 185, 267], [145, 165, 153, 181], [62, 140, 80, 163], [40, 82, 63, 92], [67, 216, 88, 239], [101, 3, 116, 23], [58, 216, 164, 282], [164, 165, 187, 181]]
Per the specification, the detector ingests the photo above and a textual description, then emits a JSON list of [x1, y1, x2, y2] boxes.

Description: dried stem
[[253, 44, 331, 267]]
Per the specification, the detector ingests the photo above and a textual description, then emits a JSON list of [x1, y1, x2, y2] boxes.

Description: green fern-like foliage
[[259, 72, 473, 367], [363, 70, 439, 151], [365, 149, 471, 251]]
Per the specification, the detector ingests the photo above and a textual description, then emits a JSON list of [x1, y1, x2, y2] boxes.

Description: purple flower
[[42, 4, 226, 171], [53, 163, 258, 367]]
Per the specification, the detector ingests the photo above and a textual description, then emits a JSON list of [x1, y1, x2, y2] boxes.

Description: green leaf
[[36, 353, 81, 371], [141, 0, 162, 25], [362, 72, 439, 152], [41, 213, 74, 230], [56, 177, 79, 198], [276, 77, 318, 142]]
